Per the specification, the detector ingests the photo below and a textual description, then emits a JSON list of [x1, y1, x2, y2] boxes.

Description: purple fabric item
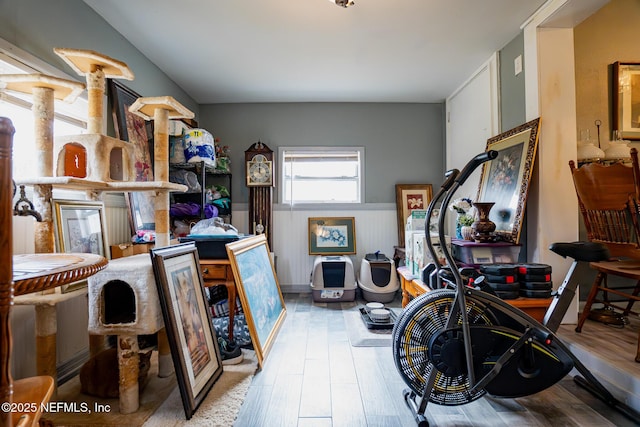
[[170, 202, 200, 217], [204, 204, 219, 219]]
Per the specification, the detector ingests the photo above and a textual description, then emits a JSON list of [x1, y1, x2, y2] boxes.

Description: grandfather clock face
[[245, 143, 274, 187], [245, 142, 274, 246], [247, 154, 273, 186]]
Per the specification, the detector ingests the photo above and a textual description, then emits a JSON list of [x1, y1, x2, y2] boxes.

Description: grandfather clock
[[245, 141, 274, 247]]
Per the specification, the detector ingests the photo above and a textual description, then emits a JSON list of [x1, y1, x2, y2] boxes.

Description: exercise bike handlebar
[[440, 168, 460, 192], [421, 152, 497, 290], [422, 169, 460, 288], [455, 150, 498, 185], [437, 150, 498, 289]]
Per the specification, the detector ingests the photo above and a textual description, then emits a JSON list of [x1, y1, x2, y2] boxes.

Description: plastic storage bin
[[178, 235, 240, 259], [452, 239, 521, 266]]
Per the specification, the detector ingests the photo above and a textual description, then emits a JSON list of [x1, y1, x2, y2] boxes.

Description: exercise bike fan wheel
[[392, 289, 495, 406]]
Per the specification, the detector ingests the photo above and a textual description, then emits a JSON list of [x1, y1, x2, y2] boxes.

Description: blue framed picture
[[308, 217, 356, 255], [226, 234, 286, 367]]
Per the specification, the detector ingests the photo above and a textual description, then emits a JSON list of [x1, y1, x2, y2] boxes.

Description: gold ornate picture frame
[[226, 234, 286, 368], [613, 61, 640, 140], [476, 118, 540, 244]]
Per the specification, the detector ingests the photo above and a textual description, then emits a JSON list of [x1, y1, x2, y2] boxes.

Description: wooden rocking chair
[[569, 148, 640, 362], [1, 117, 54, 427]]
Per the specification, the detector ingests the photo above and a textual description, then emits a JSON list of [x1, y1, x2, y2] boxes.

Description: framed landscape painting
[[52, 199, 108, 257], [52, 199, 109, 292], [226, 234, 286, 367], [126, 191, 156, 233]]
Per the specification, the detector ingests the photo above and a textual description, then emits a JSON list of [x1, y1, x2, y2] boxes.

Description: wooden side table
[[199, 259, 238, 342], [10, 254, 108, 398], [397, 266, 430, 307], [507, 297, 553, 323]]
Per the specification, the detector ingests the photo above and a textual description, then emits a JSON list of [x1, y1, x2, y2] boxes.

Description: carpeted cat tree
[[2, 47, 193, 415]]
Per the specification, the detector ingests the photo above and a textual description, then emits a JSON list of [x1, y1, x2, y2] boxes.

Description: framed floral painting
[[395, 184, 433, 246], [108, 79, 154, 181], [476, 118, 540, 244], [308, 217, 356, 255]]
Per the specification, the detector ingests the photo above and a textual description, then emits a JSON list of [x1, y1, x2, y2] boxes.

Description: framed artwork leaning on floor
[[151, 242, 223, 420], [226, 234, 286, 368]]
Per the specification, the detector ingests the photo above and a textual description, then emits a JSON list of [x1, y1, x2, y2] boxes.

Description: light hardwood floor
[[234, 293, 639, 427]]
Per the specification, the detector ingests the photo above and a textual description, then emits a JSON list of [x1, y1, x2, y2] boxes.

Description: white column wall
[[524, 10, 580, 323]]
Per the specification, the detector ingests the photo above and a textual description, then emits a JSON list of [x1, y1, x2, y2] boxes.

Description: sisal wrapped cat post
[[0, 75, 85, 395], [128, 96, 194, 247]]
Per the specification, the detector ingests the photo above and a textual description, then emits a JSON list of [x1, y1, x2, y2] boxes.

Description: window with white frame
[[279, 147, 364, 204], [0, 45, 87, 180]]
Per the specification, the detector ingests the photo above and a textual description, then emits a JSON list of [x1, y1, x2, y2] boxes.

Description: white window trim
[[0, 37, 90, 128], [0, 37, 81, 82], [278, 146, 365, 207], [0, 38, 123, 205]]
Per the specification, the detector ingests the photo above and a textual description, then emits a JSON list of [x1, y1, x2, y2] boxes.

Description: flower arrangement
[[450, 198, 475, 226]]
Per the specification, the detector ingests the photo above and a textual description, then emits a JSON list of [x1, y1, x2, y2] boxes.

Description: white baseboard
[[281, 284, 312, 294]]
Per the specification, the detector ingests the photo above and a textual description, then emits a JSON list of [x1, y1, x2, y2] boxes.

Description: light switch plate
[[514, 55, 523, 76]]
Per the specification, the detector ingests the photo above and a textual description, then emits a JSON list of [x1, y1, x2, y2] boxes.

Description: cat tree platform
[[87, 254, 168, 414]]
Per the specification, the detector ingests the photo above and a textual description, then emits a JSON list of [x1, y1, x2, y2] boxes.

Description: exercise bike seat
[[549, 241, 610, 262]]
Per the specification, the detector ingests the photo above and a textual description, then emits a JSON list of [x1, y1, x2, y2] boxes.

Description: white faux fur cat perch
[[45, 48, 137, 185], [0, 73, 85, 103], [2, 51, 187, 414]]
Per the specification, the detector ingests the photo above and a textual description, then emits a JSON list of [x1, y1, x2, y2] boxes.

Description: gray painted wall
[[0, 0, 199, 119], [199, 103, 445, 204], [498, 32, 528, 262], [499, 32, 526, 132]]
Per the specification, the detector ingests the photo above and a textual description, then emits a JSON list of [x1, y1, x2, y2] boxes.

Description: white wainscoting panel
[[104, 204, 132, 251], [12, 216, 35, 254], [271, 206, 398, 291]]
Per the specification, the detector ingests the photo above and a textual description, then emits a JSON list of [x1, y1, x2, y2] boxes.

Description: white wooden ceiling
[[83, 0, 552, 103]]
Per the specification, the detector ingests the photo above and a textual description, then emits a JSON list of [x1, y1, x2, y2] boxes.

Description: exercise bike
[[392, 151, 640, 426]]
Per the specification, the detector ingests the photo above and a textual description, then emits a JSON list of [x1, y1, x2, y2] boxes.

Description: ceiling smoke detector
[[329, 0, 355, 8]]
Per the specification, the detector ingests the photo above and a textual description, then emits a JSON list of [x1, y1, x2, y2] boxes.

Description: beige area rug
[[45, 349, 257, 427], [344, 308, 396, 347], [143, 349, 257, 427]]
